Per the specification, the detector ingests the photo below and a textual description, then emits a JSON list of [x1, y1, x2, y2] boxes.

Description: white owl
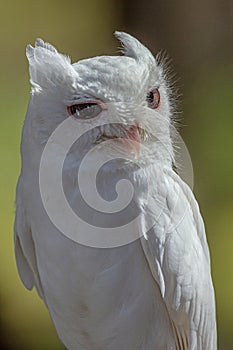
[[14, 32, 217, 350]]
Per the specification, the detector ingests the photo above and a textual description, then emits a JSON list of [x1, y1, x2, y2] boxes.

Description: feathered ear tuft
[[114, 31, 155, 67], [26, 39, 75, 92], [35, 38, 58, 53]]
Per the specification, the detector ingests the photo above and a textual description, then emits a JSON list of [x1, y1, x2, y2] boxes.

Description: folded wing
[[14, 176, 44, 299], [140, 169, 217, 350]]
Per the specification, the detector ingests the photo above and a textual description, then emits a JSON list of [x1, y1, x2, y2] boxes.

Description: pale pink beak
[[121, 123, 141, 156]]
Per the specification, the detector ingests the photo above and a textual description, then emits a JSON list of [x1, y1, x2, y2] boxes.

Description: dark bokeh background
[[0, 1, 232, 349]]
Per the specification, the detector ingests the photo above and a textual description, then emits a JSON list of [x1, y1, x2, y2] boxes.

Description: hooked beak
[[96, 123, 144, 157], [122, 123, 142, 156]]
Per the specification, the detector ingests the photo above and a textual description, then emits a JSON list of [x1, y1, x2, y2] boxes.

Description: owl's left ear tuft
[[114, 31, 155, 67]]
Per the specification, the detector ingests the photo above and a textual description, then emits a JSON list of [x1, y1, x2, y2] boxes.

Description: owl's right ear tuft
[[26, 44, 35, 61], [26, 39, 75, 92], [35, 38, 58, 53]]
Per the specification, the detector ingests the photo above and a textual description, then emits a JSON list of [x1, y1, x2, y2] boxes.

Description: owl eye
[[67, 102, 103, 119], [146, 88, 160, 109]]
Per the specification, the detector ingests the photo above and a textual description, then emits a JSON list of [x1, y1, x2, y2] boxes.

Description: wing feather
[[140, 168, 217, 349], [14, 176, 44, 299]]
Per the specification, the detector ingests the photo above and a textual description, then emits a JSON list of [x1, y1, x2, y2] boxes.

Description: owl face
[[26, 32, 174, 165]]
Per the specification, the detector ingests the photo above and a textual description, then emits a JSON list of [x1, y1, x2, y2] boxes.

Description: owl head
[[25, 32, 175, 167]]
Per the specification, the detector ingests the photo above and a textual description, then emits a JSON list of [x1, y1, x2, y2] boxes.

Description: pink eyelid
[[67, 100, 107, 116]]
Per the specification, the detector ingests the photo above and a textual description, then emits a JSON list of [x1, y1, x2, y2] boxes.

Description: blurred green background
[[0, 0, 232, 349]]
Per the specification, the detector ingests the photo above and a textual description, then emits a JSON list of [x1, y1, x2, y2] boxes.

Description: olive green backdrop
[[0, 1, 232, 349]]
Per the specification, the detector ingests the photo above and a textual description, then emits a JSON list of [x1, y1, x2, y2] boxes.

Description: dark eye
[[67, 103, 103, 119], [146, 88, 160, 109]]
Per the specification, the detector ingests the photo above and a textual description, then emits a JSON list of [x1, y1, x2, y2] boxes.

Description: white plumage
[[14, 32, 217, 349]]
